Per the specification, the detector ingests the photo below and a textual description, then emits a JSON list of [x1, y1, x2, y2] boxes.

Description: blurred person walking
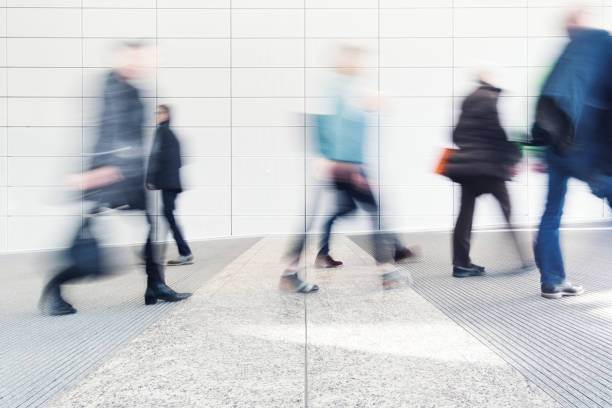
[[145, 105, 193, 266], [39, 42, 191, 316], [442, 70, 528, 278], [531, 9, 612, 299], [280, 45, 416, 293]]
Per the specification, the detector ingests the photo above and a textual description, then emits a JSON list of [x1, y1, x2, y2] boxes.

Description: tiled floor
[[46, 235, 559, 408]]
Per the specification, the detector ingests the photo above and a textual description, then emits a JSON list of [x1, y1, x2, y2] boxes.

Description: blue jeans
[[535, 149, 612, 285]]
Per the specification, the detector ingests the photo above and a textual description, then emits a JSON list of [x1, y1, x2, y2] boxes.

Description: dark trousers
[[453, 176, 524, 267], [318, 179, 399, 264], [160, 190, 191, 256], [146, 190, 191, 257]]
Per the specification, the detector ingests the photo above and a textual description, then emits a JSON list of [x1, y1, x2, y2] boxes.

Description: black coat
[[146, 120, 183, 192], [88, 70, 146, 210], [445, 83, 521, 182]]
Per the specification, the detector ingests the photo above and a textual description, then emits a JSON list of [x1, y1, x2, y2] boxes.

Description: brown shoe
[[315, 255, 343, 268]]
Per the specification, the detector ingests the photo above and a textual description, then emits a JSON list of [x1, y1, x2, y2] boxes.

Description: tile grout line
[[303, 4, 308, 408], [230, 1, 233, 237]]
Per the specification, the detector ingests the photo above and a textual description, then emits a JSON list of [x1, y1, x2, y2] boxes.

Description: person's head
[[336, 44, 364, 76], [471, 60, 499, 87], [114, 41, 149, 80], [565, 7, 589, 34], [156, 105, 170, 124]]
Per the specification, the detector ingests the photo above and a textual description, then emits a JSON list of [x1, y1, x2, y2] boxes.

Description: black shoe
[[145, 282, 192, 305], [541, 282, 584, 299], [470, 263, 485, 273], [315, 255, 343, 268], [453, 265, 485, 278], [39, 289, 77, 316]]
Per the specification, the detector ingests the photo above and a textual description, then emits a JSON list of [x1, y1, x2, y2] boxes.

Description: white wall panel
[[380, 68, 453, 97], [380, 9, 453, 38], [454, 8, 527, 37], [454, 38, 527, 67], [232, 10, 304, 38], [158, 68, 230, 98], [158, 39, 230, 68], [177, 127, 231, 157], [8, 157, 82, 187], [8, 68, 82, 97], [233, 68, 304, 98], [7, 8, 81, 38], [83, 9, 156, 38], [8, 98, 82, 127], [8, 127, 82, 157], [158, 9, 230, 38], [7, 38, 82, 67], [232, 98, 304, 126], [306, 9, 378, 38], [380, 39, 452, 67]]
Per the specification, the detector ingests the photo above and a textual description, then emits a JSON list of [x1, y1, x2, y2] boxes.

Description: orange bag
[[434, 148, 455, 176]]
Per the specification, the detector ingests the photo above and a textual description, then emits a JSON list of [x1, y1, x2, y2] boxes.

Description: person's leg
[[534, 158, 569, 287], [453, 182, 478, 268], [39, 266, 80, 315], [490, 180, 530, 266], [143, 209, 192, 304], [162, 190, 192, 257], [317, 183, 357, 259]]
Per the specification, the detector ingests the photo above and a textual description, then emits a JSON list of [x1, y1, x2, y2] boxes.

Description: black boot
[[39, 285, 77, 316], [145, 281, 192, 305]]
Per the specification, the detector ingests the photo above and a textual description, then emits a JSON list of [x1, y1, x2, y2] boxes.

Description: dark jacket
[[146, 120, 183, 192], [88, 70, 146, 210], [445, 82, 521, 182]]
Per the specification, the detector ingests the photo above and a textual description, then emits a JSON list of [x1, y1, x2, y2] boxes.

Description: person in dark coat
[[445, 74, 528, 278], [146, 105, 193, 265], [39, 43, 191, 316]]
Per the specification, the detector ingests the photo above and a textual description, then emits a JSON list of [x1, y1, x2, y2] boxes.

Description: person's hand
[[70, 166, 123, 190], [147, 183, 158, 190], [532, 161, 548, 173], [351, 171, 370, 192]]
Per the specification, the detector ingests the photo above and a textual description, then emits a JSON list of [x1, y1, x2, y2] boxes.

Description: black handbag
[[67, 217, 107, 278]]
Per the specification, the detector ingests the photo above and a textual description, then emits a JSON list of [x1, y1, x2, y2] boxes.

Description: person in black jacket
[[445, 74, 529, 278], [146, 105, 193, 265], [39, 43, 191, 315]]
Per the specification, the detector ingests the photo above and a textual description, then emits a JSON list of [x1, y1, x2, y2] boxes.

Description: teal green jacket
[[317, 77, 368, 164]]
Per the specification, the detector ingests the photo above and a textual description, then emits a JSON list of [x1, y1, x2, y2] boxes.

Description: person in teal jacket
[[280, 45, 416, 293]]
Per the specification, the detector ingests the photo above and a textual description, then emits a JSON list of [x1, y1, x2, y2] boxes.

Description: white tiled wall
[[1, 1, 611, 252]]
